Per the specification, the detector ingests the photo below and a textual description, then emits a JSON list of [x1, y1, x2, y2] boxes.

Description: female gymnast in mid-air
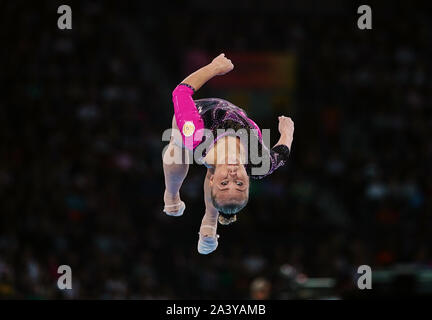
[[162, 53, 294, 254]]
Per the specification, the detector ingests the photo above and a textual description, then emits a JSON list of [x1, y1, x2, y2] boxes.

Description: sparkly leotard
[[173, 83, 290, 179]]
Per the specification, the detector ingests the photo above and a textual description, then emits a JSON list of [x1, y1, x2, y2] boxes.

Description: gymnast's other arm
[[274, 116, 294, 150], [249, 115, 295, 179]]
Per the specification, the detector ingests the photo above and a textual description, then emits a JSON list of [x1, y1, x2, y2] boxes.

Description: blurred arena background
[[1, 0, 432, 299]]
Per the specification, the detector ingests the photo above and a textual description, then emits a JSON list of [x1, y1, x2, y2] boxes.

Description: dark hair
[[218, 212, 238, 225], [211, 191, 248, 225]]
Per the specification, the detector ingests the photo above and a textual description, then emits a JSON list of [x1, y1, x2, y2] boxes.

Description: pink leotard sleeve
[[172, 84, 205, 150]]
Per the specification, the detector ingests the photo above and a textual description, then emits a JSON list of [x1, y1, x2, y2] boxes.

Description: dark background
[[1, 0, 431, 299]]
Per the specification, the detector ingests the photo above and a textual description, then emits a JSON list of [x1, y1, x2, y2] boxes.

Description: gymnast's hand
[[276, 116, 294, 148], [210, 53, 234, 76]]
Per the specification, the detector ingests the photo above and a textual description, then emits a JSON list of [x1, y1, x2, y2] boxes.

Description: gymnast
[[162, 53, 294, 254]]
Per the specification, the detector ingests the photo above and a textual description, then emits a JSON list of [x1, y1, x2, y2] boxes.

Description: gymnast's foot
[[198, 225, 219, 254], [163, 190, 185, 217]]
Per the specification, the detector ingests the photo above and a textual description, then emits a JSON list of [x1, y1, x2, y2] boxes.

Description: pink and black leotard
[[172, 83, 290, 179]]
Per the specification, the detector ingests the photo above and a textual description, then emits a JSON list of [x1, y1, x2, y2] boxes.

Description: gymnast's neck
[[203, 136, 247, 170]]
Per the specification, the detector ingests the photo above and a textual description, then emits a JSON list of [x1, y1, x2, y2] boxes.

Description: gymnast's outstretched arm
[[172, 54, 234, 151], [180, 53, 234, 91]]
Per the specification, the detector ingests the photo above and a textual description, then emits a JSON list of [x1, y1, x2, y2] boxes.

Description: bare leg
[[162, 116, 189, 214]]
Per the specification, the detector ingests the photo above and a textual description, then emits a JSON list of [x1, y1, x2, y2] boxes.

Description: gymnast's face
[[210, 164, 249, 204]]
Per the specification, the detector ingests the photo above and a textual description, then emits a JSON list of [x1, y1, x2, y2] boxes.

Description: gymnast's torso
[[193, 98, 290, 179]]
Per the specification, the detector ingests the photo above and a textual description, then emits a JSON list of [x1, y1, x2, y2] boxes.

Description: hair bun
[[218, 213, 237, 225]]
